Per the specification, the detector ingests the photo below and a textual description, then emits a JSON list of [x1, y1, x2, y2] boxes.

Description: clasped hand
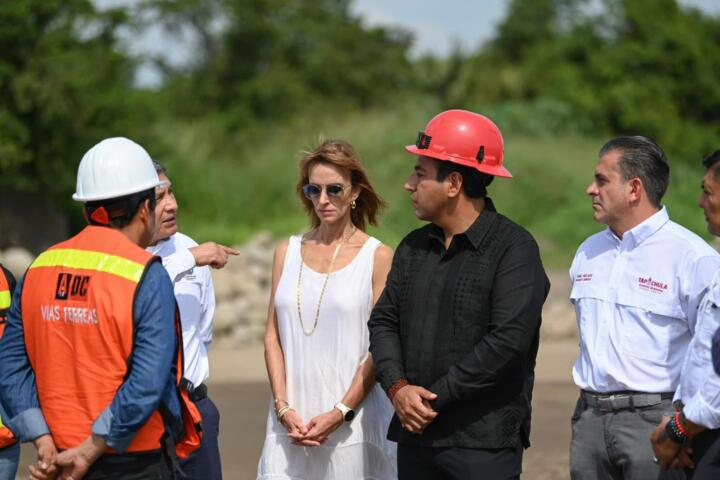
[[392, 385, 438, 434], [281, 409, 343, 447], [650, 416, 694, 470], [29, 434, 105, 480]]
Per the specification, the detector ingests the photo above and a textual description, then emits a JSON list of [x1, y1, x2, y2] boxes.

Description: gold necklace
[[296, 226, 356, 336]]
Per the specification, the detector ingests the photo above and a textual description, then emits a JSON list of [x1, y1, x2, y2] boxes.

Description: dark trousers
[[84, 451, 171, 480], [180, 395, 222, 480], [398, 443, 522, 480], [686, 429, 720, 480]]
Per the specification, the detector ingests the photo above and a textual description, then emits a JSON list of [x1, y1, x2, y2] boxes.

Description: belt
[[581, 390, 674, 412], [180, 378, 208, 402], [189, 384, 207, 402]]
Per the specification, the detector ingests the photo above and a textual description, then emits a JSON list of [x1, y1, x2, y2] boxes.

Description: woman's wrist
[[276, 405, 294, 421], [274, 396, 289, 411]]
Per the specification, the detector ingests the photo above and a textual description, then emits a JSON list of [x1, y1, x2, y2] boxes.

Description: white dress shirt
[[148, 232, 216, 388], [675, 270, 720, 429], [570, 207, 720, 393]]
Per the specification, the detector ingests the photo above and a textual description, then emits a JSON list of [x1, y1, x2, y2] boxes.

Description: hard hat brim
[[72, 178, 165, 202], [405, 145, 512, 178]]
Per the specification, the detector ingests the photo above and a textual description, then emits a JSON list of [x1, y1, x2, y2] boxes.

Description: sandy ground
[[15, 340, 579, 479]]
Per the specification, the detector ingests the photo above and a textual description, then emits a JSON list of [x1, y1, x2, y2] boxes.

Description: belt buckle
[[595, 393, 627, 411]]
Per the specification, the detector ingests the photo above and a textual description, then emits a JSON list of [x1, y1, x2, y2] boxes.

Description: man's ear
[[138, 198, 152, 224], [446, 171, 463, 198], [628, 177, 644, 203]]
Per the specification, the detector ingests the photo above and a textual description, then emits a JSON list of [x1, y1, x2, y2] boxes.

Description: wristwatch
[[334, 402, 355, 422]]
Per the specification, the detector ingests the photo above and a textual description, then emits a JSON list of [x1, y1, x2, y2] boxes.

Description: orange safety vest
[[21, 226, 202, 456], [0, 266, 17, 449]]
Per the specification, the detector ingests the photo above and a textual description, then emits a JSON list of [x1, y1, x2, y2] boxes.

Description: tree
[[0, 0, 147, 201], [148, 0, 414, 125]]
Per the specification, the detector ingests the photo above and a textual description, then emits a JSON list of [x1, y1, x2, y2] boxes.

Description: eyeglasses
[[302, 183, 350, 199]]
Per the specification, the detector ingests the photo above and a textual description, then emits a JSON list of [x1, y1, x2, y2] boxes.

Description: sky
[[350, 0, 720, 57], [98, 0, 720, 87]]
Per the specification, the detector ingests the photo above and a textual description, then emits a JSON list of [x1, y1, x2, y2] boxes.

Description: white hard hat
[[72, 137, 164, 202]]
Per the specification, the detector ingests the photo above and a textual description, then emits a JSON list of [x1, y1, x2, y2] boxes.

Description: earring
[[351, 200, 357, 210]]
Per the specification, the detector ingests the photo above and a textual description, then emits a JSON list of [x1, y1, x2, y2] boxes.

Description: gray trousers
[[570, 394, 686, 480]]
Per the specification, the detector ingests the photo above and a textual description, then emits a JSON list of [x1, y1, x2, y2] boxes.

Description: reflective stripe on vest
[[0, 265, 10, 322], [0, 267, 17, 448], [0, 289, 9, 310], [21, 226, 165, 452], [31, 249, 146, 283]]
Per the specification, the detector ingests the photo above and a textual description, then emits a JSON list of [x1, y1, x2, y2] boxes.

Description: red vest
[[21, 226, 201, 456], [0, 266, 16, 448]]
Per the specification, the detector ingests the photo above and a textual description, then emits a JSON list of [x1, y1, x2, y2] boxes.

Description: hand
[[189, 242, 240, 269], [650, 416, 692, 470], [29, 434, 58, 480], [392, 385, 438, 434], [56, 434, 107, 480], [668, 443, 694, 470], [298, 409, 344, 446], [280, 409, 309, 440]]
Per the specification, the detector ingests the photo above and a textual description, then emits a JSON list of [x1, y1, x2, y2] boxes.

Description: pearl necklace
[[296, 226, 356, 336]]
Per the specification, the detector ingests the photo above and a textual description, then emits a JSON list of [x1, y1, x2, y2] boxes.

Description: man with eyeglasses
[[147, 162, 240, 480], [369, 110, 549, 479]]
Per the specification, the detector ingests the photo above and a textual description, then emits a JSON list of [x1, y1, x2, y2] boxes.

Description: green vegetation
[[1, 0, 718, 266], [156, 97, 712, 268]]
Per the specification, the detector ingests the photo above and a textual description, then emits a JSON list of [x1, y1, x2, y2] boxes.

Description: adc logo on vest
[[55, 273, 91, 301]]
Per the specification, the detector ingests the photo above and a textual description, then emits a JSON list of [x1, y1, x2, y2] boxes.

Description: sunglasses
[[302, 183, 350, 199]]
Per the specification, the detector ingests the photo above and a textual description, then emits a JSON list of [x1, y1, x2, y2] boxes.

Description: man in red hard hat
[[369, 109, 550, 479]]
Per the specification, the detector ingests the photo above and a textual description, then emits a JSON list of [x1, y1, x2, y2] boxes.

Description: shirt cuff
[[92, 407, 133, 453], [683, 392, 720, 430], [377, 368, 407, 394], [7, 408, 49, 442]]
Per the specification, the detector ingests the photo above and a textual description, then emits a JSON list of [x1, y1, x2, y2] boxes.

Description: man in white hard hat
[[147, 161, 238, 480], [0, 137, 201, 479]]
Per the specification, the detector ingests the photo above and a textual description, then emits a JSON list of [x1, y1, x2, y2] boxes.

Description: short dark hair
[[702, 150, 720, 180], [85, 188, 157, 229], [435, 161, 494, 199], [599, 136, 669, 208]]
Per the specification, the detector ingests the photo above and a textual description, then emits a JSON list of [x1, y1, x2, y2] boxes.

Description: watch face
[[344, 409, 355, 422]]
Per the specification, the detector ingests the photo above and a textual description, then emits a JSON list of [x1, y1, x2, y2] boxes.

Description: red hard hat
[[405, 109, 511, 178]]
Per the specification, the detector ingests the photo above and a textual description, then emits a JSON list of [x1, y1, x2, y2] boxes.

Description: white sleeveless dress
[[257, 235, 397, 479]]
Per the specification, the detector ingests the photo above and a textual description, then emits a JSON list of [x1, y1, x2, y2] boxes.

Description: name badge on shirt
[[182, 267, 196, 281], [575, 273, 593, 282]]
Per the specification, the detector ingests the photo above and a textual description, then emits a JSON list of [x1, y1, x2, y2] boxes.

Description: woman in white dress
[[257, 140, 397, 479]]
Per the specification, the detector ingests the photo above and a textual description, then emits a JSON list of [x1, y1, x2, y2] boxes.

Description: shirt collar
[[428, 197, 498, 250], [147, 235, 173, 255], [605, 206, 669, 248]]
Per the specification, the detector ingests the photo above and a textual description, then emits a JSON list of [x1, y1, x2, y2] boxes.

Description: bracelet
[[274, 397, 289, 406], [675, 412, 694, 439], [665, 413, 687, 444], [276, 405, 293, 421], [388, 379, 409, 401]]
